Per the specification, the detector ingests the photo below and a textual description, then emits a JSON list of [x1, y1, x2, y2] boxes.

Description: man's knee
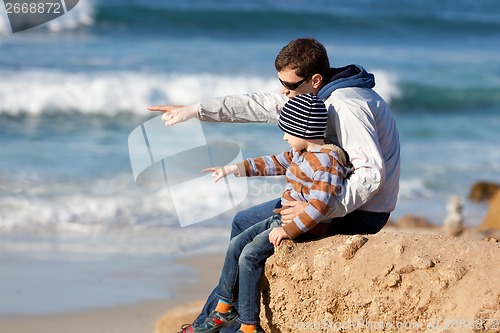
[[231, 214, 266, 240], [230, 199, 278, 239], [233, 209, 251, 229], [231, 211, 251, 239]]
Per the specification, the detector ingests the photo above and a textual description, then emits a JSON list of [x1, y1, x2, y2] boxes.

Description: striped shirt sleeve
[[243, 150, 293, 177]]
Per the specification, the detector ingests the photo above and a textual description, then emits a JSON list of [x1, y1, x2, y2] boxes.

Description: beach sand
[[0, 254, 224, 333]]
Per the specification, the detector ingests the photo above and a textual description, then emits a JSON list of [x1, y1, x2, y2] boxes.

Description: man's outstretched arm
[[148, 92, 287, 126]]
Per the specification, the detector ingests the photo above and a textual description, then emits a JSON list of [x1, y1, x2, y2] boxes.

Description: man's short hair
[[275, 38, 331, 82]]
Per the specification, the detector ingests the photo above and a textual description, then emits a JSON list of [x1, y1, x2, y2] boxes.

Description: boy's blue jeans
[[215, 214, 281, 325], [192, 198, 390, 332]]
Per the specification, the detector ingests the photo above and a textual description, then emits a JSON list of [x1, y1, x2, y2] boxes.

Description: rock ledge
[[261, 231, 499, 332]]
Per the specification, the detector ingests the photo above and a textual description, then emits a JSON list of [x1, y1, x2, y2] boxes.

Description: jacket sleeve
[[195, 92, 287, 123], [324, 92, 386, 218]]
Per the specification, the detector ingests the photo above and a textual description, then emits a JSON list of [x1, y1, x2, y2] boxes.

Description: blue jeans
[[215, 215, 281, 325], [193, 198, 390, 331], [193, 199, 278, 332]]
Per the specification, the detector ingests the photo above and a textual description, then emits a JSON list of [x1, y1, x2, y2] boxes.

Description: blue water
[[0, 0, 499, 315]]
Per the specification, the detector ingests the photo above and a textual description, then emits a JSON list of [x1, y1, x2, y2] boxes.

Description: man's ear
[[311, 74, 323, 89]]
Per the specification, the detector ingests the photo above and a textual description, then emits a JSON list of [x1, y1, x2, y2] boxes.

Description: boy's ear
[[311, 74, 323, 89]]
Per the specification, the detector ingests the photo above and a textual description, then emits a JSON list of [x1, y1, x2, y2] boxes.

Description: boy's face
[[278, 69, 320, 99], [283, 132, 308, 152]]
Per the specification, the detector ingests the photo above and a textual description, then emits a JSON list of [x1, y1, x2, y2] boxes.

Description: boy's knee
[[227, 235, 242, 253]]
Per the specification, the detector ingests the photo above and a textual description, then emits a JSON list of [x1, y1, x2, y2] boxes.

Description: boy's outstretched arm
[[204, 151, 291, 184], [202, 165, 240, 183]]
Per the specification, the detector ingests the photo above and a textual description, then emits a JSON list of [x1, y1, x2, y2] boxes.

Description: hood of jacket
[[317, 65, 375, 100]]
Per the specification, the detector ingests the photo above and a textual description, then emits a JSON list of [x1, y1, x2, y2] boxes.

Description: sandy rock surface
[[261, 232, 499, 332]]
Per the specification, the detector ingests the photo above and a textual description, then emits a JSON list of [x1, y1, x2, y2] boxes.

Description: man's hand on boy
[[269, 227, 289, 247], [148, 105, 197, 126], [280, 201, 307, 224], [203, 165, 239, 183]]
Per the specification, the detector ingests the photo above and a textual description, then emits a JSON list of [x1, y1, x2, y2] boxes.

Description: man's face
[[278, 68, 317, 98]]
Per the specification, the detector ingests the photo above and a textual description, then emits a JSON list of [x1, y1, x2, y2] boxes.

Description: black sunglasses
[[279, 76, 312, 90]]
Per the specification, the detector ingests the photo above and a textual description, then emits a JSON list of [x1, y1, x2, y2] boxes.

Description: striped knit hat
[[278, 93, 328, 140]]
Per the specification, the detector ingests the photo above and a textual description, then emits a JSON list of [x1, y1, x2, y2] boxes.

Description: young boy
[[197, 93, 351, 333]]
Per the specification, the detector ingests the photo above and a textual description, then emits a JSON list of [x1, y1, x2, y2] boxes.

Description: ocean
[[1, 0, 499, 316]]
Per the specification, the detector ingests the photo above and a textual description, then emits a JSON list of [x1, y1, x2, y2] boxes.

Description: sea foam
[[0, 69, 400, 116]]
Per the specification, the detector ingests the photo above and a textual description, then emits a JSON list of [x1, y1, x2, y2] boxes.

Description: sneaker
[[178, 324, 194, 333], [236, 327, 265, 333], [193, 307, 239, 333]]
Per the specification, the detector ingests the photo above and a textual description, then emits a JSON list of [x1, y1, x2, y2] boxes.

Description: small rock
[[398, 265, 416, 274], [413, 255, 435, 269], [387, 272, 402, 287], [290, 262, 311, 282], [337, 235, 369, 259], [439, 265, 467, 283], [443, 195, 464, 236], [383, 264, 395, 276], [469, 181, 500, 202], [396, 214, 435, 228]]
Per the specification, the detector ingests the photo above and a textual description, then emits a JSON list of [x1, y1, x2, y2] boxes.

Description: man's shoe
[[178, 324, 194, 333], [193, 307, 239, 333]]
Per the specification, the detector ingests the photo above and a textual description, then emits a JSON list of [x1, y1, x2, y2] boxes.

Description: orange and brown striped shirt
[[241, 145, 351, 239]]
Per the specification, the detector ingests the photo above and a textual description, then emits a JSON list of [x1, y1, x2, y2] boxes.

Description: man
[[149, 38, 400, 333], [192, 93, 350, 333]]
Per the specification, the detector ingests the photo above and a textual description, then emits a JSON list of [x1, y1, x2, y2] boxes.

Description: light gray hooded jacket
[[195, 65, 400, 217]]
